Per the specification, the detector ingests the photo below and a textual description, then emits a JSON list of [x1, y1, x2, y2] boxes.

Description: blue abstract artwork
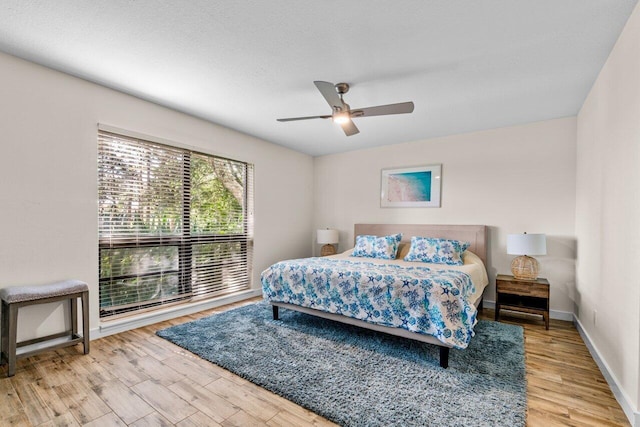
[[381, 164, 441, 208], [387, 171, 432, 202]]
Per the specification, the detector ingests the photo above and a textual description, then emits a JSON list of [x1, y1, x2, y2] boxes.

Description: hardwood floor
[[0, 298, 630, 426], [496, 312, 630, 427]]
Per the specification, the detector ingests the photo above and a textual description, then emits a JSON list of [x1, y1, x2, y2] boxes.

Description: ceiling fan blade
[[314, 81, 344, 110], [277, 115, 331, 122], [341, 120, 360, 136], [351, 102, 414, 118]]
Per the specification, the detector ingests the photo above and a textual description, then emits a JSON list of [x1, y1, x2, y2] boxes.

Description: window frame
[[98, 127, 253, 318]]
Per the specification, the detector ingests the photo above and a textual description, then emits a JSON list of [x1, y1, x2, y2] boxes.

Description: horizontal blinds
[[99, 132, 186, 238], [98, 130, 253, 318]]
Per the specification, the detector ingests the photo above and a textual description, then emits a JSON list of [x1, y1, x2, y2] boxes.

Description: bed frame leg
[[272, 305, 279, 320], [439, 347, 449, 369], [478, 297, 484, 312]]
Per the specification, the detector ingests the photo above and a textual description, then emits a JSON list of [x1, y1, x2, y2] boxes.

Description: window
[[98, 130, 253, 318]]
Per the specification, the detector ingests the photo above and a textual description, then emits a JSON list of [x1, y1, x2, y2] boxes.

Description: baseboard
[[574, 316, 639, 427], [92, 288, 262, 339], [482, 300, 574, 321]]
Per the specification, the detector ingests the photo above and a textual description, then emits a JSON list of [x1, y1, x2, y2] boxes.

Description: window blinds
[[98, 130, 253, 318]]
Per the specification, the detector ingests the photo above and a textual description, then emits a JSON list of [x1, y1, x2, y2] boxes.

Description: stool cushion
[[0, 280, 88, 303]]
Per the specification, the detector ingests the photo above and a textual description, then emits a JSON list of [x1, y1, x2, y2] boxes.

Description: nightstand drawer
[[496, 280, 549, 298]]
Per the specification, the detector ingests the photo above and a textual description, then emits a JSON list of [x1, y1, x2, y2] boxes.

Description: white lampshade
[[507, 233, 547, 256], [317, 229, 339, 244]]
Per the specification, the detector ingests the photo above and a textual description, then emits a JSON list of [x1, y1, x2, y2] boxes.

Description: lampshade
[[507, 233, 546, 256], [317, 229, 339, 245]]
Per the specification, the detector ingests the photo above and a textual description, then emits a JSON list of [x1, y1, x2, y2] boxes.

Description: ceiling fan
[[277, 81, 414, 136]]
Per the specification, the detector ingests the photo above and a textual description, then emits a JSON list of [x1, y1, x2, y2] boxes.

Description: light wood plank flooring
[[0, 298, 630, 426]]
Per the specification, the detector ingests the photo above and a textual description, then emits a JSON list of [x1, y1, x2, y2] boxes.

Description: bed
[[261, 224, 489, 368]]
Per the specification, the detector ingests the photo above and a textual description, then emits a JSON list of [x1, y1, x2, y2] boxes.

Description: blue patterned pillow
[[403, 236, 469, 265], [351, 233, 403, 260]]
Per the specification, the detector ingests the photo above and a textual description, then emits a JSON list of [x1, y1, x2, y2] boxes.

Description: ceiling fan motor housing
[[335, 82, 350, 95]]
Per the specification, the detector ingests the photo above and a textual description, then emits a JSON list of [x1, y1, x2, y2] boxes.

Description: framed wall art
[[380, 164, 442, 208]]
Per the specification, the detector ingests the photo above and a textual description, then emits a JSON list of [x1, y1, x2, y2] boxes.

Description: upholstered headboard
[[354, 224, 488, 266]]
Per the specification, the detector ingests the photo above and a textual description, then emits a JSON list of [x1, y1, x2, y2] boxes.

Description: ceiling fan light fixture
[[332, 112, 350, 124]]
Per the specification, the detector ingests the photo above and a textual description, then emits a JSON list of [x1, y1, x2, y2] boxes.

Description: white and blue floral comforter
[[261, 257, 478, 349]]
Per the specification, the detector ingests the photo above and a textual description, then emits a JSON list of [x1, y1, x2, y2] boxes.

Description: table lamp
[[317, 229, 339, 256], [507, 233, 547, 280]]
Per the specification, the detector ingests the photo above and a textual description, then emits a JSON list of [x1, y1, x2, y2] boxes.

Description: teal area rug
[[157, 302, 526, 426]]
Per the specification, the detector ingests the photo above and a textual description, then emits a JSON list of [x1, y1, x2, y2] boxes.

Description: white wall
[[576, 1, 640, 419], [0, 51, 314, 340], [314, 118, 577, 315]]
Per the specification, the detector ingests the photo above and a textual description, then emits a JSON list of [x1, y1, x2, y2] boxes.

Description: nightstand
[[495, 274, 550, 329]]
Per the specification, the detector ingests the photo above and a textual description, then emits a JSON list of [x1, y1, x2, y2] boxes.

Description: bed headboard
[[354, 224, 488, 266]]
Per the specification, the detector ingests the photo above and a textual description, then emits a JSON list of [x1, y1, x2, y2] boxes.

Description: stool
[[0, 280, 89, 377]]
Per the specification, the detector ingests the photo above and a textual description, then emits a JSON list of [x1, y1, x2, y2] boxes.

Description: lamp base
[[511, 255, 540, 280], [321, 244, 336, 257]]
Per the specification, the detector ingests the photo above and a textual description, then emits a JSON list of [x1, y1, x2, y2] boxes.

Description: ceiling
[[0, 1, 637, 156]]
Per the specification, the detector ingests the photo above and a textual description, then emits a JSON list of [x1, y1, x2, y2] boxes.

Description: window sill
[[94, 288, 262, 339]]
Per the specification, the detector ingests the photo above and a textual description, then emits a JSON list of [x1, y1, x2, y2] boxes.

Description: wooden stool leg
[[70, 297, 78, 337], [1, 301, 7, 365], [81, 291, 89, 354], [7, 304, 18, 377]]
